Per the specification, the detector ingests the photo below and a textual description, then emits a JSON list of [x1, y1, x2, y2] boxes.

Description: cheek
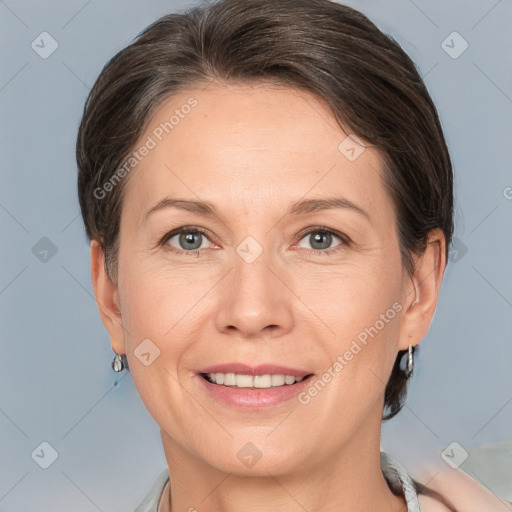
[[299, 256, 403, 395], [116, 268, 194, 425], [117, 256, 202, 339], [298, 253, 402, 339]]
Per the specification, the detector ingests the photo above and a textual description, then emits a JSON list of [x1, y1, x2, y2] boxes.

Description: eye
[[159, 225, 349, 257], [159, 226, 215, 255], [295, 226, 348, 255]]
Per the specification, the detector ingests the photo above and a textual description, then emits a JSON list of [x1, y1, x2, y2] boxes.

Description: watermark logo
[[441, 31, 468, 59], [134, 338, 161, 366], [31, 32, 58, 59], [441, 441, 469, 469], [31, 441, 59, 469], [448, 236, 468, 263], [338, 134, 366, 161], [32, 237, 58, 263], [236, 236, 264, 264], [237, 442, 263, 468]]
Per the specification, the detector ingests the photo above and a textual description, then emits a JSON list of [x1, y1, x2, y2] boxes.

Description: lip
[[195, 372, 315, 410], [197, 363, 312, 378]]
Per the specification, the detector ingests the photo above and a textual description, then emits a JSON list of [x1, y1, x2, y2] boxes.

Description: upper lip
[[198, 363, 313, 378]]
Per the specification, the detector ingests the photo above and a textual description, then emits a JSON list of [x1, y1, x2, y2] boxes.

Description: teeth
[[206, 372, 306, 388]]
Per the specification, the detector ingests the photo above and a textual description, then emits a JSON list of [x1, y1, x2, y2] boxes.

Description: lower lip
[[196, 374, 314, 410]]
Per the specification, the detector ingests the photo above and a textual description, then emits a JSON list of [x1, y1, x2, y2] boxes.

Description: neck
[[158, 412, 407, 512]]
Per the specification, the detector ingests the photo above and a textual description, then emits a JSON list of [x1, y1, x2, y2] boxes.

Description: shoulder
[[134, 468, 170, 512], [417, 493, 453, 512]]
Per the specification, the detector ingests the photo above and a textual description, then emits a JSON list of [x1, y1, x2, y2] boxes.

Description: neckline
[[154, 452, 419, 512], [157, 479, 170, 512]]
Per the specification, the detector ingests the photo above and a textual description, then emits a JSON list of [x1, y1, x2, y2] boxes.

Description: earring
[[405, 344, 415, 378], [112, 353, 124, 372]]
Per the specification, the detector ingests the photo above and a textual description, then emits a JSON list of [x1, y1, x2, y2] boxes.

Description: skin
[[418, 460, 512, 511], [90, 81, 447, 512]]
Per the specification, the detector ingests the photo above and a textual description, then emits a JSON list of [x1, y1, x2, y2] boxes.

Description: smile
[[201, 372, 314, 388]]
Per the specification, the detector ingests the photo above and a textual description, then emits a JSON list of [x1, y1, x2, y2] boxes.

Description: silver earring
[[112, 353, 124, 372], [405, 344, 415, 378]]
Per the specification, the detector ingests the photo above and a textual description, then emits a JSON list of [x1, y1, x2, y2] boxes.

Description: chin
[[203, 439, 306, 477]]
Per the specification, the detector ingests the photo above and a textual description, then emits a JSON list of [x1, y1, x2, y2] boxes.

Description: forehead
[[122, 82, 391, 223]]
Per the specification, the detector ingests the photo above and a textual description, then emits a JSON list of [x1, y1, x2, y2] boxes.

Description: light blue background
[[1, 0, 511, 510]]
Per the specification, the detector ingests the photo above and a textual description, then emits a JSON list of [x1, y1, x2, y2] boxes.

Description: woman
[[76, 0, 511, 510]]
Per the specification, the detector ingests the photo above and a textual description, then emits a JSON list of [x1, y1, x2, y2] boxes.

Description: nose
[[214, 250, 294, 340]]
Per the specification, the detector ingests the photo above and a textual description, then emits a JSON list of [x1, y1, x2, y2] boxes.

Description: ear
[[398, 228, 447, 351], [90, 239, 126, 354]]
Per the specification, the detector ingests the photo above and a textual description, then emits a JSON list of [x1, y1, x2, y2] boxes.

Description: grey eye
[[298, 230, 342, 251], [179, 232, 203, 250], [309, 232, 333, 250], [165, 229, 211, 252]]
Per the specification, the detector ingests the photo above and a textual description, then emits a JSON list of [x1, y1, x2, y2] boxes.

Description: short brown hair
[[77, 0, 454, 421]]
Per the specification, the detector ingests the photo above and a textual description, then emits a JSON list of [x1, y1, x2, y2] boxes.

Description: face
[[101, 82, 422, 476]]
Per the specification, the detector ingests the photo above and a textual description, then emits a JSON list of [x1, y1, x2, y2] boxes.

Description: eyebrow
[[142, 196, 371, 224]]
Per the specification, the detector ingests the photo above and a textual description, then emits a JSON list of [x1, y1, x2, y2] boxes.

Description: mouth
[[195, 363, 316, 409], [200, 372, 315, 389]]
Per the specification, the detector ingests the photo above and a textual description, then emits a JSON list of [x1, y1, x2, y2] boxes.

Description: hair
[[76, 0, 454, 422]]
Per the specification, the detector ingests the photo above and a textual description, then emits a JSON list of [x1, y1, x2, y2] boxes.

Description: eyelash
[[158, 225, 350, 257]]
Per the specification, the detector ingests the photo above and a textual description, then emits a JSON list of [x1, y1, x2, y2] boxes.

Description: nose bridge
[[234, 243, 276, 302], [214, 233, 294, 338]]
